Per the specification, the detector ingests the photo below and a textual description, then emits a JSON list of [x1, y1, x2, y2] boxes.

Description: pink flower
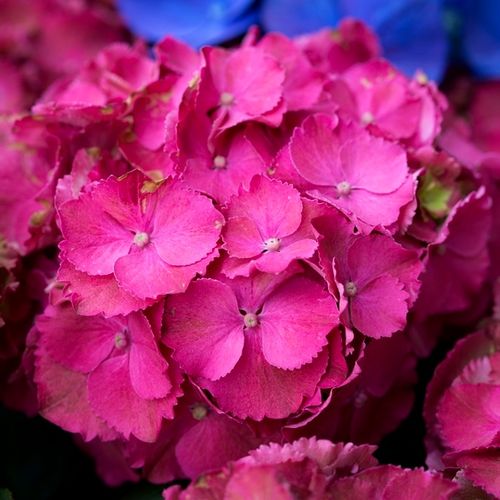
[[58, 170, 223, 306], [221, 176, 318, 276], [198, 45, 286, 132], [177, 102, 266, 203], [290, 114, 414, 230], [333, 234, 422, 338], [35, 302, 181, 442], [165, 268, 338, 420]]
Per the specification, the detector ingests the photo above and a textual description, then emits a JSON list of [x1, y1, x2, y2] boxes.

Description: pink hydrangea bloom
[[35, 302, 181, 442], [333, 233, 422, 338], [165, 268, 338, 420], [198, 45, 286, 132], [290, 114, 414, 230], [58, 170, 223, 306], [221, 176, 318, 276]]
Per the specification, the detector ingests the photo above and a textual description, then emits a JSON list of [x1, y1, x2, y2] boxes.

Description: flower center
[[213, 155, 227, 169], [336, 181, 352, 196], [361, 111, 374, 125], [344, 281, 357, 297], [191, 403, 208, 421], [114, 331, 128, 349], [133, 231, 150, 248], [263, 237, 281, 252], [243, 312, 258, 328], [220, 91, 234, 106]]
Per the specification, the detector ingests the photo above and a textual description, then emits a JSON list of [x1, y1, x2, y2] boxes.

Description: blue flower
[[261, 0, 448, 81], [117, 0, 258, 47]]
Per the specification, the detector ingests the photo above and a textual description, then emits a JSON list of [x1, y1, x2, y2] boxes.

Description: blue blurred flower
[[117, 0, 500, 81], [261, 0, 448, 81], [117, 0, 258, 47]]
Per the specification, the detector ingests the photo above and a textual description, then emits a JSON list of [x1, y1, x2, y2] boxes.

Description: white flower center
[[114, 331, 128, 349], [220, 92, 234, 106], [213, 155, 227, 169], [191, 404, 208, 421], [344, 281, 357, 297], [361, 111, 375, 125], [336, 181, 352, 196], [243, 312, 259, 328], [133, 231, 150, 248], [263, 237, 281, 252]]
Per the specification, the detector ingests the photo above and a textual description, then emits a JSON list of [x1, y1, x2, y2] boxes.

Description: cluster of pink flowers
[[1, 16, 499, 499]]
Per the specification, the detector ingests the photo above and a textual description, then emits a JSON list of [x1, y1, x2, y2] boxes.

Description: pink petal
[[223, 216, 264, 258], [204, 335, 328, 420], [259, 276, 337, 370], [151, 185, 223, 266], [88, 354, 176, 442], [114, 245, 218, 300], [255, 238, 318, 275], [128, 312, 171, 399], [37, 303, 120, 373], [350, 275, 409, 338], [339, 129, 408, 193], [59, 193, 132, 276], [35, 349, 116, 442], [226, 176, 303, 240], [165, 279, 244, 381], [437, 383, 500, 451], [175, 414, 259, 479], [58, 260, 152, 317], [290, 113, 341, 186]]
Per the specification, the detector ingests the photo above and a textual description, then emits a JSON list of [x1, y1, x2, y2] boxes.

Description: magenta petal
[[58, 260, 153, 317], [151, 185, 223, 266], [290, 113, 341, 186], [350, 275, 409, 338], [259, 276, 337, 370], [175, 414, 259, 479], [88, 355, 175, 442], [35, 350, 116, 442], [37, 304, 119, 373], [114, 245, 217, 300], [255, 238, 318, 274], [227, 177, 303, 240], [128, 312, 171, 399], [223, 216, 264, 259], [205, 335, 328, 420], [437, 383, 500, 451], [59, 195, 132, 276], [165, 279, 244, 381]]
